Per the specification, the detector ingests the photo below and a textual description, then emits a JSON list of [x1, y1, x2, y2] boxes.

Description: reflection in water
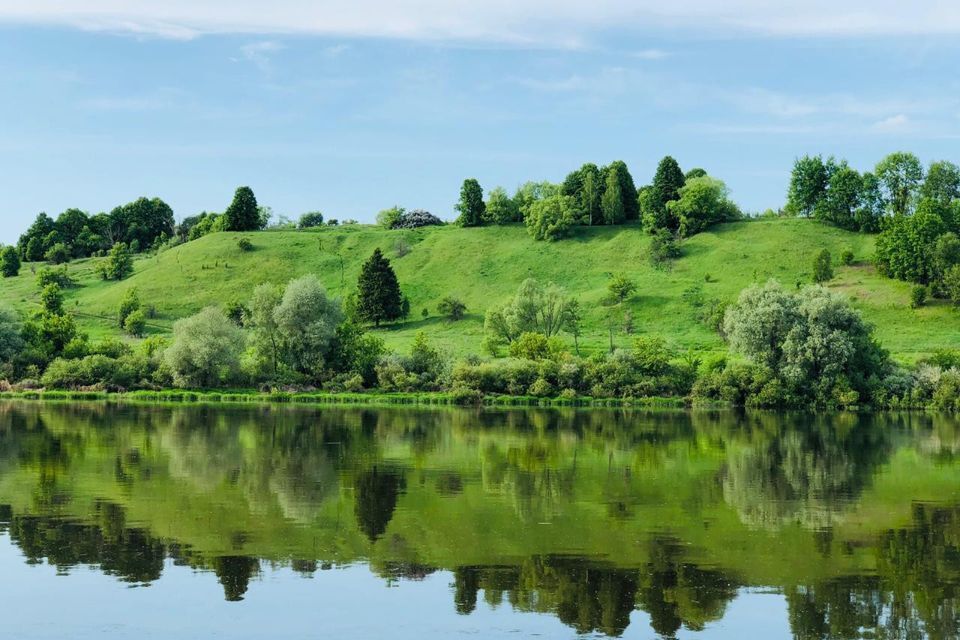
[[0, 403, 959, 637]]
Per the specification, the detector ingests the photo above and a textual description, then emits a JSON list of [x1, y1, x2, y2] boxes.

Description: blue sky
[[2, 2, 960, 243]]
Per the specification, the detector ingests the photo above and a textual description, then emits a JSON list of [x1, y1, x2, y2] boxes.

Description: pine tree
[[223, 186, 260, 231], [652, 156, 685, 209], [455, 179, 486, 227], [601, 170, 625, 225], [356, 248, 403, 327]]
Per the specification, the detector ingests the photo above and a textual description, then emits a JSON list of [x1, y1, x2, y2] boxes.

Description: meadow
[[2, 217, 956, 362]]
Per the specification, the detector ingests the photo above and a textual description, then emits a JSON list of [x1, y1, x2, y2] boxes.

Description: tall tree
[[786, 155, 836, 217], [814, 164, 864, 231], [921, 160, 960, 204], [605, 161, 639, 221], [223, 186, 261, 231], [1, 246, 20, 278], [485, 186, 520, 224], [579, 163, 603, 226], [356, 248, 403, 327], [455, 178, 486, 227], [109, 197, 175, 248], [651, 156, 686, 210], [273, 275, 343, 378], [875, 152, 924, 217], [601, 169, 625, 225], [17, 213, 56, 261]]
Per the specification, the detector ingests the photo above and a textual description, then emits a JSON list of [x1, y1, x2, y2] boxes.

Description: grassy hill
[[1, 218, 957, 362]]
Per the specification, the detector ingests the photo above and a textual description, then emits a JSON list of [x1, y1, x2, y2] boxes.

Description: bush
[[437, 296, 467, 321], [40, 354, 152, 391], [124, 309, 147, 337], [392, 209, 444, 229], [841, 249, 855, 265], [1, 246, 20, 277], [911, 285, 928, 309], [44, 243, 71, 264], [376, 206, 405, 229], [508, 332, 556, 361], [117, 288, 141, 328], [237, 237, 253, 252], [525, 195, 578, 241], [298, 212, 325, 229], [97, 243, 134, 281], [36, 266, 73, 289], [650, 229, 680, 267], [812, 249, 833, 283]]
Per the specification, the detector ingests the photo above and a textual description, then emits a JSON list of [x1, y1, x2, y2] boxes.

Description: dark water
[[1, 403, 959, 639]]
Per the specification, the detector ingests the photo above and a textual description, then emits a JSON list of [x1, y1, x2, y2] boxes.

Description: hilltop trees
[[455, 179, 486, 227], [601, 170, 625, 225], [16, 197, 173, 263], [525, 195, 579, 241], [223, 186, 262, 232], [668, 176, 741, 237], [641, 156, 686, 231], [485, 187, 520, 224], [356, 248, 404, 327], [875, 152, 923, 217]]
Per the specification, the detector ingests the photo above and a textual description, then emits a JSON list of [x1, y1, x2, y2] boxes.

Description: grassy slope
[[1, 218, 957, 361]]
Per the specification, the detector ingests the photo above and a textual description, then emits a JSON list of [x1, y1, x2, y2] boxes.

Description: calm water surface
[[0, 402, 958, 639]]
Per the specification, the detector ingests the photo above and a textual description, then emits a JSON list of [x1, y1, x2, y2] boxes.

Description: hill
[[1, 218, 957, 362]]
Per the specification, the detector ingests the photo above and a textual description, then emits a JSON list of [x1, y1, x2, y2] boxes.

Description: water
[[0, 403, 958, 639]]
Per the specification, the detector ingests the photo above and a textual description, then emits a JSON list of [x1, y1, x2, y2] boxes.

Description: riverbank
[[0, 389, 692, 409]]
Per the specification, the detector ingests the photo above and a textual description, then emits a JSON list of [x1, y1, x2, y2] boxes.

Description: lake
[[0, 402, 957, 639]]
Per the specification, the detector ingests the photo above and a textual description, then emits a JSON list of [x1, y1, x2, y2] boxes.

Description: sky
[[2, 1, 960, 243]]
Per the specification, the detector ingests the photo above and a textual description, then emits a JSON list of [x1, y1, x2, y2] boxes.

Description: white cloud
[[239, 40, 285, 69], [873, 113, 910, 131], [4, 1, 960, 44]]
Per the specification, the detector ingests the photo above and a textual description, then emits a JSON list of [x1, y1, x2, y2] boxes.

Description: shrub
[[117, 288, 141, 328], [437, 297, 467, 321], [44, 243, 71, 264], [911, 285, 928, 309], [163, 307, 244, 388], [237, 237, 253, 251], [392, 209, 444, 229], [841, 249, 855, 265], [298, 212, 325, 229], [40, 354, 152, 391], [525, 195, 578, 241], [376, 206, 405, 229], [812, 249, 833, 283], [36, 266, 73, 289], [1, 246, 20, 277], [650, 229, 680, 267], [124, 309, 147, 337], [508, 332, 553, 361], [97, 243, 134, 281]]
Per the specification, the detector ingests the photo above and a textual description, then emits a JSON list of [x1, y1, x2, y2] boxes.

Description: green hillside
[[2, 218, 957, 361]]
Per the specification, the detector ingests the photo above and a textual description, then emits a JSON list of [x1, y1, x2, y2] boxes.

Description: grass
[[2, 218, 957, 362]]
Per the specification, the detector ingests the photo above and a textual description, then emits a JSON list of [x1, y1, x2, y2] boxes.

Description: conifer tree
[[455, 179, 486, 227], [223, 186, 260, 231], [356, 248, 403, 327]]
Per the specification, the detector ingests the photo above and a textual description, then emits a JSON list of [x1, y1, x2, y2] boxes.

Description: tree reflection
[[355, 467, 406, 542]]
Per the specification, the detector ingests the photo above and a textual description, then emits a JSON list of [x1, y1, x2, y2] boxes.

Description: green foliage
[[437, 296, 467, 321], [117, 288, 141, 328], [668, 176, 741, 237], [723, 280, 889, 406], [786, 155, 836, 217], [109, 197, 175, 249], [273, 275, 343, 379], [508, 332, 555, 360], [874, 198, 949, 283], [642, 156, 685, 231], [1, 246, 21, 277], [164, 307, 244, 388], [525, 195, 578, 241], [0, 309, 23, 374], [44, 242, 71, 265], [841, 248, 855, 265], [455, 178, 486, 227], [376, 206, 405, 229], [604, 161, 639, 222], [356, 248, 403, 327], [813, 249, 833, 283], [910, 285, 927, 309], [484, 279, 572, 352], [607, 274, 637, 303], [600, 168, 625, 225], [944, 265, 960, 306], [297, 211, 325, 229], [920, 160, 960, 203], [223, 186, 262, 232], [512, 181, 561, 221], [875, 152, 924, 216], [237, 237, 253, 252], [40, 353, 151, 390], [649, 229, 680, 267], [485, 187, 520, 225], [244, 283, 283, 378], [97, 243, 134, 281], [123, 309, 147, 337]]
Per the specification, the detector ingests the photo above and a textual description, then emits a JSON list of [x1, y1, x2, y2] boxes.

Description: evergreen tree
[[652, 156, 686, 209], [601, 170, 625, 225], [455, 178, 486, 227], [606, 161, 639, 221], [223, 186, 261, 231], [356, 248, 403, 327]]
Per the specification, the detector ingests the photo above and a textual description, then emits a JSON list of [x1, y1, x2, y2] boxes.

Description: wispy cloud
[[238, 40, 285, 70], [5, 1, 960, 45], [873, 113, 910, 131]]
